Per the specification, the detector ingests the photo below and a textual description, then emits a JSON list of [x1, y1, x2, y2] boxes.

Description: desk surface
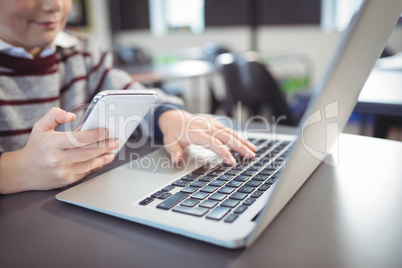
[[118, 60, 215, 84], [356, 69, 402, 116], [1, 129, 402, 267]]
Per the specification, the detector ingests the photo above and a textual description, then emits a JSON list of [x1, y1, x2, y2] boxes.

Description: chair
[[115, 45, 152, 65], [215, 52, 296, 126]]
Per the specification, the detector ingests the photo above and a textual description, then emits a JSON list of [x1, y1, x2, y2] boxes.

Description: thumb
[[35, 107, 76, 132], [163, 135, 186, 163]]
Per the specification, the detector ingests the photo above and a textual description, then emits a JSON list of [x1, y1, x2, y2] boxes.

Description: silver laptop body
[[57, 0, 402, 248]]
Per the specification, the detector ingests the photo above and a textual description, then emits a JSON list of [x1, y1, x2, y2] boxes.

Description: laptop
[[56, 0, 402, 248]]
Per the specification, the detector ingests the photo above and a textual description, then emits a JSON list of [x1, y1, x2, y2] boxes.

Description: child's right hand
[[0, 107, 119, 194]]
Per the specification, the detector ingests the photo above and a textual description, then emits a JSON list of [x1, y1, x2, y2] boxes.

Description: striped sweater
[[0, 32, 183, 152]]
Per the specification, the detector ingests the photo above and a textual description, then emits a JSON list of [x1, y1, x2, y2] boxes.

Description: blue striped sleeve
[[153, 104, 184, 138]]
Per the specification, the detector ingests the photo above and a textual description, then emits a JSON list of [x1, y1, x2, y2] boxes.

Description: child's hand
[[0, 107, 119, 194], [158, 110, 257, 165]]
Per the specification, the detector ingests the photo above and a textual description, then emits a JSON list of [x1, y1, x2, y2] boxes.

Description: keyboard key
[[190, 180, 208, 188], [234, 205, 248, 214], [257, 151, 267, 156], [229, 192, 248, 200], [259, 158, 271, 165], [224, 214, 239, 223], [172, 179, 190, 187], [215, 163, 232, 170], [251, 190, 264, 198], [209, 193, 227, 201], [252, 175, 268, 181], [208, 180, 226, 187], [139, 197, 154, 206], [254, 139, 266, 146], [248, 138, 257, 144], [237, 186, 255, 194], [181, 173, 200, 181], [191, 191, 210, 200], [241, 171, 255, 177], [162, 185, 175, 192], [245, 180, 262, 187], [193, 165, 214, 175], [225, 180, 243, 188], [259, 169, 276, 176], [234, 175, 249, 182], [172, 206, 209, 217], [198, 175, 215, 182], [235, 162, 250, 170], [247, 165, 261, 171], [217, 187, 235, 194], [259, 184, 271, 191], [231, 151, 242, 159], [243, 197, 256, 206], [214, 167, 229, 173], [159, 192, 172, 199], [200, 186, 218, 193], [253, 160, 266, 166], [157, 192, 189, 210], [207, 170, 222, 176], [221, 199, 239, 208], [180, 186, 199, 194], [217, 174, 233, 181], [199, 199, 218, 209], [206, 206, 231, 221], [265, 178, 277, 185], [181, 198, 200, 207], [151, 191, 165, 198], [225, 170, 239, 176]]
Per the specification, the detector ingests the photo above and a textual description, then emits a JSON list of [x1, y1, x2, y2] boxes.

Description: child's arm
[[0, 107, 119, 194]]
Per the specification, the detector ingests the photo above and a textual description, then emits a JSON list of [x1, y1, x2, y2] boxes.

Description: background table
[[354, 69, 402, 138], [1, 125, 402, 268]]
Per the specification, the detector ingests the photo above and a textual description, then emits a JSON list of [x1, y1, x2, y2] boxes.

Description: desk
[[356, 69, 402, 117], [354, 69, 402, 137], [128, 60, 215, 84], [118, 60, 216, 113], [2, 126, 402, 267]]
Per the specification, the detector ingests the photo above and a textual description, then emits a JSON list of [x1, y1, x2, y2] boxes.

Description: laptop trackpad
[[84, 146, 216, 199], [57, 146, 219, 207]]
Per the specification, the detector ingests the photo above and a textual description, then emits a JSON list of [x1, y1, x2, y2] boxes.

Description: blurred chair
[[215, 52, 296, 126], [202, 42, 232, 63], [115, 45, 152, 65], [201, 42, 233, 114]]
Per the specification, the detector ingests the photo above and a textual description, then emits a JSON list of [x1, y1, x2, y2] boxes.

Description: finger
[[163, 134, 186, 163], [72, 153, 115, 175], [34, 107, 76, 132], [188, 132, 236, 165], [65, 139, 120, 163], [212, 121, 257, 152], [211, 127, 256, 159], [57, 128, 110, 149]]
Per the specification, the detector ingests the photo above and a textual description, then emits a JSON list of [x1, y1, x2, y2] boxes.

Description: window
[[321, 0, 364, 31], [149, 0, 205, 37]]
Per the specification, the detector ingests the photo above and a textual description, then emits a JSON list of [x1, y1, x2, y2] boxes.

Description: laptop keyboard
[[139, 138, 293, 223]]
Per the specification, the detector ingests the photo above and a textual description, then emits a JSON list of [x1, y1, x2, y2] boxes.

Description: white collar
[[0, 31, 79, 59]]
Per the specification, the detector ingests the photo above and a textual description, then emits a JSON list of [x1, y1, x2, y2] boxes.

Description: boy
[[0, 0, 256, 194]]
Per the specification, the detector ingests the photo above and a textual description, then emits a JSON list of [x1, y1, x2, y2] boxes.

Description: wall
[[79, 0, 113, 50], [82, 0, 402, 86], [114, 25, 402, 86]]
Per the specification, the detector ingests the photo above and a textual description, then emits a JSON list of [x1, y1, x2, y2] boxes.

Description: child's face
[[0, 0, 72, 54]]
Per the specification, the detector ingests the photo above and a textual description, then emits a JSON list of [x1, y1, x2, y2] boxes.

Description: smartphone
[[78, 89, 157, 154]]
